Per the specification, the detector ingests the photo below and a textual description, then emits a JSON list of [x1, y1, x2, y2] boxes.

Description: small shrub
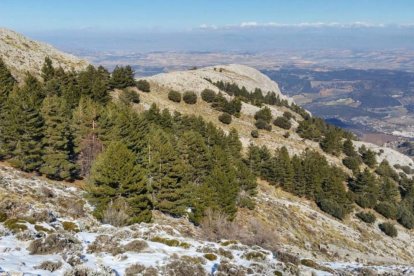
[[35, 224, 54, 233], [242, 251, 266, 261], [273, 116, 291, 130], [283, 132, 290, 138], [34, 261, 62, 272], [183, 91, 197, 104], [204, 253, 217, 261], [201, 89, 216, 103], [4, 218, 28, 233], [28, 233, 80, 255], [87, 235, 122, 255], [218, 112, 232, 124], [136, 79, 150, 92], [255, 119, 272, 131], [356, 212, 376, 224], [276, 250, 300, 265], [0, 212, 7, 222], [283, 111, 293, 120], [123, 239, 148, 252], [254, 107, 272, 123], [221, 240, 238, 246], [151, 236, 190, 248], [300, 259, 335, 273], [218, 248, 233, 259], [62, 221, 80, 232], [355, 194, 377, 209], [125, 264, 146, 276], [379, 222, 398, 237], [397, 205, 414, 229], [318, 199, 345, 220], [375, 202, 398, 219], [102, 199, 130, 227], [168, 90, 182, 103], [119, 89, 140, 104], [343, 156, 361, 173], [251, 130, 259, 138]]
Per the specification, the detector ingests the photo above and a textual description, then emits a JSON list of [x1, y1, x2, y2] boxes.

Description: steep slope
[[1, 165, 413, 275], [0, 28, 88, 80], [146, 64, 290, 101], [135, 67, 414, 175]]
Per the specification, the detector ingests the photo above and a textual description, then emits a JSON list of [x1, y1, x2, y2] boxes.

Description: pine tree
[[343, 139, 357, 157], [40, 96, 77, 180], [41, 57, 55, 82], [0, 58, 16, 157], [350, 168, 379, 208], [320, 128, 342, 156], [0, 58, 16, 103], [89, 141, 152, 223], [2, 87, 44, 171], [145, 128, 189, 217], [72, 97, 103, 176], [177, 131, 211, 185]]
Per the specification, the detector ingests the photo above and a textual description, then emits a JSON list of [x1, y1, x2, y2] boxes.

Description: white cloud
[[197, 21, 413, 30]]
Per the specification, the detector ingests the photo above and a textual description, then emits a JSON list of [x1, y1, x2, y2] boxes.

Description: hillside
[[0, 28, 88, 80], [1, 31, 414, 275], [1, 165, 413, 275]]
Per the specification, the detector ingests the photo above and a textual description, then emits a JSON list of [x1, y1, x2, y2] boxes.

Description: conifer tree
[[350, 168, 379, 208], [0, 58, 16, 157], [41, 57, 55, 82], [2, 87, 44, 171], [320, 128, 342, 156], [72, 97, 103, 176], [343, 139, 357, 157], [0, 58, 16, 103], [89, 141, 152, 223], [40, 96, 77, 180], [146, 128, 189, 217], [177, 131, 211, 185]]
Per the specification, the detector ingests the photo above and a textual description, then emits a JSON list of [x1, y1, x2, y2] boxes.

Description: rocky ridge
[[0, 28, 88, 80]]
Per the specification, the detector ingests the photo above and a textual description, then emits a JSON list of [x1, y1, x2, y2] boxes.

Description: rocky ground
[[0, 165, 414, 275], [0, 28, 88, 80]]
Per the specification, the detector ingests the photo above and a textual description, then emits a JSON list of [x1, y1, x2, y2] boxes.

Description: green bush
[[168, 90, 182, 103], [356, 212, 376, 224], [201, 89, 216, 103], [0, 212, 7, 222], [283, 111, 293, 120], [136, 79, 150, 92], [251, 130, 259, 138], [203, 253, 217, 261], [255, 119, 272, 131], [397, 205, 414, 229], [355, 194, 377, 209], [375, 202, 398, 219], [254, 107, 272, 123], [183, 91, 197, 104], [119, 89, 140, 104], [318, 199, 346, 220], [218, 112, 232, 124], [273, 116, 291, 130], [342, 156, 361, 173], [379, 222, 398, 237]]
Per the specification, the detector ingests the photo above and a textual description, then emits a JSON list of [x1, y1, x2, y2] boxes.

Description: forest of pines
[[1, 57, 414, 233]]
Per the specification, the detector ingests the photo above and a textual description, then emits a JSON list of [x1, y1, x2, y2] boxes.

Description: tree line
[[0, 58, 256, 224]]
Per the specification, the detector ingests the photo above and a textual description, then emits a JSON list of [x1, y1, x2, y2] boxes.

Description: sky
[[1, 0, 413, 32], [1, 0, 413, 52]]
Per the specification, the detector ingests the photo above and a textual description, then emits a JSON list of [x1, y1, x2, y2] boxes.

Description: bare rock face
[[0, 28, 88, 80], [146, 64, 291, 102]]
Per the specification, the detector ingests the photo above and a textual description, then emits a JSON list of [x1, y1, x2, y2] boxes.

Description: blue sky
[[1, 0, 413, 32]]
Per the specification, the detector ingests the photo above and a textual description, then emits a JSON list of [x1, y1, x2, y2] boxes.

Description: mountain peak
[[0, 28, 88, 80]]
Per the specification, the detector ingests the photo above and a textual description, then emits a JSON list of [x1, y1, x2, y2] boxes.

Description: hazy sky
[[1, 1, 413, 53], [1, 0, 413, 32]]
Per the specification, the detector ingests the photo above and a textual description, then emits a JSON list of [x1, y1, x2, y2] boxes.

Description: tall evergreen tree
[[89, 141, 152, 223], [40, 96, 77, 180], [41, 57, 55, 82], [2, 86, 44, 171], [145, 128, 189, 217], [72, 97, 103, 176]]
